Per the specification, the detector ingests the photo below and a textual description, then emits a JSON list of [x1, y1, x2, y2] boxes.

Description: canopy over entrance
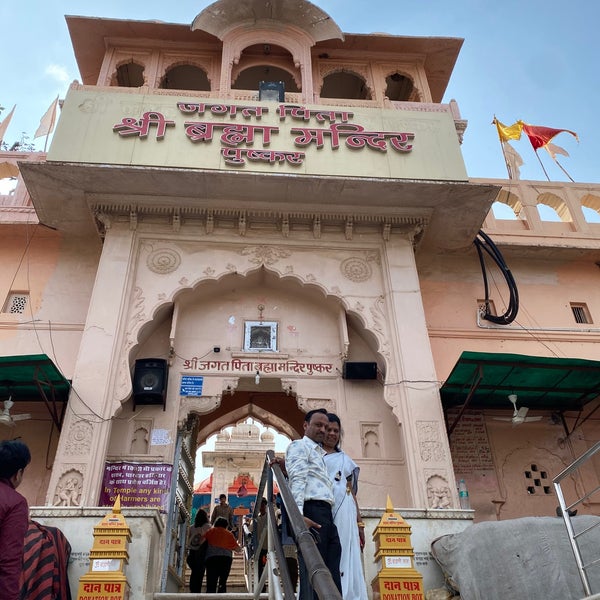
[[0, 354, 71, 429], [441, 351, 600, 434]]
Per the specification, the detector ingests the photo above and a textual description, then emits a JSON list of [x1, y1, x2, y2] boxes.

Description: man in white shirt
[[285, 408, 342, 600]]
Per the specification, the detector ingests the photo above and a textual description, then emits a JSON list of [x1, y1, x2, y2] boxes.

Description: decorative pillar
[[47, 222, 137, 506]]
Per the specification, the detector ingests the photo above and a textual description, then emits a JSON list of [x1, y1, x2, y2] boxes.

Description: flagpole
[[493, 118, 513, 179], [534, 150, 551, 181], [43, 132, 50, 153], [498, 143, 511, 179], [554, 159, 575, 183]]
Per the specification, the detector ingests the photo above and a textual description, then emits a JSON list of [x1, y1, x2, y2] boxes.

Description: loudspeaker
[[342, 361, 378, 380], [259, 81, 285, 102], [132, 358, 168, 410]]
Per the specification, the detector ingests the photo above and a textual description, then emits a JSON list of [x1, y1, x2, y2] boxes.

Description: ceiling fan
[[493, 394, 543, 426], [0, 397, 31, 427]]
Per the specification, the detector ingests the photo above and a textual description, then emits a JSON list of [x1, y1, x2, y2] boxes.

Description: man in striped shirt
[[286, 408, 342, 600]]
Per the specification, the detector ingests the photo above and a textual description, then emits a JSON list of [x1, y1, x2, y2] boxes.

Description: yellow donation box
[[77, 496, 131, 600], [371, 496, 424, 600]]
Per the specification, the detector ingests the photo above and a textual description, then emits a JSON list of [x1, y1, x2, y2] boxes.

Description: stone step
[[180, 552, 249, 593], [155, 594, 268, 600]]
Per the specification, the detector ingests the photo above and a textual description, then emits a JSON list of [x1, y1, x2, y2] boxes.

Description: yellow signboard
[[48, 87, 467, 182]]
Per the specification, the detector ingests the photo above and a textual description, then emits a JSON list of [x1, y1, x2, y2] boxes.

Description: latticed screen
[[4, 293, 28, 314]]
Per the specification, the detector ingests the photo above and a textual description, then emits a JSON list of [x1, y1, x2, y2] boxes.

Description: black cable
[[473, 229, 519, 324]]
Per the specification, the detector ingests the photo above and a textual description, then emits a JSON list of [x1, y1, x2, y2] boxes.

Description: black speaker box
[[342, 361, 378, 380], [132, 358, 168, 410], [259, 80, 285, 102]]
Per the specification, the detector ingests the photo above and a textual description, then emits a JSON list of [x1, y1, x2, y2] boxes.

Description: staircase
[[155, 554, 261, 599]]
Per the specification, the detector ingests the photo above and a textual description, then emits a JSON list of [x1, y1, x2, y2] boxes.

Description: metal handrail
[[553, 440, 600, 597], [246, 450, 342, 600]]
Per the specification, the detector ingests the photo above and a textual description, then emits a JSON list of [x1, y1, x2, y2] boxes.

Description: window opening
[[384, 73, 414, 101], [161, 65, 210, 91], [477, 298, 497, 316], [233, 65, 299, 94], [524, 464, 552, 495], [571, 303, 592, 324], [3, 292, 29, 314], [116, 62, 145, 87], [321, 71, 371, 100]]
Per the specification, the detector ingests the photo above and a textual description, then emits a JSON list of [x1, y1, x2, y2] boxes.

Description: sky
[[1, 0, 600, 184]]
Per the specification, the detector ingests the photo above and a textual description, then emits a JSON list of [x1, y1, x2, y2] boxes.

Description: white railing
[[553, 440, 600, 597]]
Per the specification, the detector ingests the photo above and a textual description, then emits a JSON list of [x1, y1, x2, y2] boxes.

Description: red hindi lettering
[[113, 112, 175, 139], [184, 121, 216, 142]]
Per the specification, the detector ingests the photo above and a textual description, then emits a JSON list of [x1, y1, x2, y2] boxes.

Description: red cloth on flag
[[522, 123, 578, 150]]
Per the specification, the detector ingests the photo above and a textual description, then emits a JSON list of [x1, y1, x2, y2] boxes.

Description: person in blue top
[[285, 408, 342, 600]]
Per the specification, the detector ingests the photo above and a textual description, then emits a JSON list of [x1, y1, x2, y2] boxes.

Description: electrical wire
[[473, 229, 519, 324]]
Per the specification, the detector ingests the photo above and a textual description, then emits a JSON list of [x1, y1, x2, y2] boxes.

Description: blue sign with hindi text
[[180, 375, 203, 397]]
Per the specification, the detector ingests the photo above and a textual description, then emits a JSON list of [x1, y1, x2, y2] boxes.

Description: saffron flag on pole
[[34, 96, 59, 139], [0, 105, 16, 145], [522, 122, 578, 182], [492, 118, 524, 179], [493, 117, 523, 143], [521, 123, 578, 151]]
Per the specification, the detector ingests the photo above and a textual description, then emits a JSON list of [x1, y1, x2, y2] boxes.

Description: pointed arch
[[537, 191, 571, 222], [112, 60, 146, 88], [320, 68, 373, 100], [118, 260, 389, 407], [159, 62, 211, 91], [580, 192, 600, 223]]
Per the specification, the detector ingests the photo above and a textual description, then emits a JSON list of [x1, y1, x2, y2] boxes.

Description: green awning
[[440, 351, 600, 412], [0, 354, 71, 429]]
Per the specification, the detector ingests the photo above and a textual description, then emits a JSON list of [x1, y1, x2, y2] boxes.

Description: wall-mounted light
[[255, 371, 260, 385]]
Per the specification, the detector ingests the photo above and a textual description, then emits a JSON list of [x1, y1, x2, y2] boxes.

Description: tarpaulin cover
[[431, 516, 600, 600], [440, 351, 600, 412]]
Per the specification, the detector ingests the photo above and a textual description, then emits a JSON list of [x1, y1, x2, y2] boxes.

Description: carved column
[[380, 236, 457, 508], [46, 222, 137, 506]]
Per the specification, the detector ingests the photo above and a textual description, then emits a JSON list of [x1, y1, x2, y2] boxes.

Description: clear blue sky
[[2, 1, 598, 481], [1, 0, 599, 183]]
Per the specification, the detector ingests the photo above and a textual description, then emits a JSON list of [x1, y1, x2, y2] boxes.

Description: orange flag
[[521, 123, 578, 151]]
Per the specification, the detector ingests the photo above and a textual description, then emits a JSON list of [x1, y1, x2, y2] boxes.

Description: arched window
[[115, 62, 145, 88], [537, 192, 571, 222], [161, 65, 210, 91], [581, 193, 600, 223], [384, 73, 414, 101], [321, 71, 371, 100], [492, 189, 523, 220], [233, 65, 299, 93]]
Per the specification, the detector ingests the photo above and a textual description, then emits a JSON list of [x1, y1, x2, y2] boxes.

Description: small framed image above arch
[[244, 321, 278, 352]]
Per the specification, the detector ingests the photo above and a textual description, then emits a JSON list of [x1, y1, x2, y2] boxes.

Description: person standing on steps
[[204, 517, 242, 593], [211, 493, 234, 529], [285, 408, 342, 600], [323, 413, 368, 600], [187, 508, 211, 593]]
